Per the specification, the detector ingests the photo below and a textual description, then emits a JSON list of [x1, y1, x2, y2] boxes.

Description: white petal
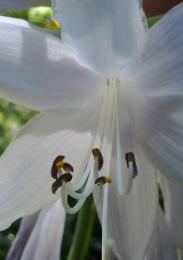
[[0, 0, 50, 10], [95, 146, 157, 260], [52, 0, 145, 72], [6, 213, 38, 260], [124, 3, 183, 96], [0, 16, 99, 110], [123, 3, 183, 182], [0, 99, 100, 230], [160, 175, 183, 252], [21, 201, 65, 260], [146, 208, 177, 260]]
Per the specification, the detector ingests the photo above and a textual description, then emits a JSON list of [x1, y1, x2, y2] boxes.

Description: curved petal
[[160, 175, 183, 252], [0, 0, 50, 10], [95, 146, 157, 260], [146, 208, 177, 260], [6, 213, 38, 260], [21, 201, 65, 260], [0, 17, 100, 110], [52, 0, 145, 72], [0, 97, 100, 230], [123, 3, 183, 182]]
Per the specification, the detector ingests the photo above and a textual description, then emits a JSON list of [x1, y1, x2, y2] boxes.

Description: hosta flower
[[0, 0, 182, 259]]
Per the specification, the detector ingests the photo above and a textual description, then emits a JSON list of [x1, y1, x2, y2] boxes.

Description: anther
[[125, 152, 138, 178], [51, 177, 62, 194], [51, 173, 73, 195], [51, 155, 65, 179], [95, 176, 111, 186], [60, 173, 73, 183], [92, 148, 104, 171], [62, 163, 74, 173], [51, 155, 73, 194]]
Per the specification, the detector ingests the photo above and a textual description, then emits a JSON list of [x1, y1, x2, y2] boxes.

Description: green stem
[[67, 196, 96, 260]]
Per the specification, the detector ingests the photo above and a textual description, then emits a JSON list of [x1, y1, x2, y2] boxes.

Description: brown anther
[[62, 162, 74, 173], [51, 177, 62, 194], [51, 155, 65, 179], [125, 152, 138, 178], [95, 176, 111, 185], [92, 148, 103, 171], [125, 152, 135, 168], [60, 172, 73, 183]]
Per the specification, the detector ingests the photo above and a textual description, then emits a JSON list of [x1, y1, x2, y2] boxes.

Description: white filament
[[61, 78, 133, 215], [115, 106, 133, 195]]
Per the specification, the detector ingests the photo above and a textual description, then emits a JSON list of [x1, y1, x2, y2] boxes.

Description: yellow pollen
[[95, 176, 112, 185], [56, 161, 65, 169]]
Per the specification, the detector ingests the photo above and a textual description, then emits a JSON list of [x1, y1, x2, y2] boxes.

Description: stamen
[[50, 78, 121, 215], [92, 148, 103, 171], [125, 152, 138, 178], [95, 176, 112, 185], [51, 155, 65, 179], [51, 155, 73, 195]]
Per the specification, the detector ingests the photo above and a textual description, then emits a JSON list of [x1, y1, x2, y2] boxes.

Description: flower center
[[50, 77, 138, 214]]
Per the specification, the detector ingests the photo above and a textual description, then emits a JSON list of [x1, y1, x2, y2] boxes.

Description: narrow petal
[[21, 201, 65, 260], [160, 175, 183, 252], [0, 0, 50, 10], [52, 0, 145, 72], [123, 3, 183, 182], [95, 146, 157, 260], [146, 208, 177, 260], [0, 17, 99, 110], [0, 98, 100, 230], [6, 213, 38, 260]]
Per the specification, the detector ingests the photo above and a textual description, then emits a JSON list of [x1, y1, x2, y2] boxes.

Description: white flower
[[0, 0, 182, 259]]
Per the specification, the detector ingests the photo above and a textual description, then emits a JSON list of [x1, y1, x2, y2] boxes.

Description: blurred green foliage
[[147, 15, 161, 27], [0, 99, 36, 155], [1, 6, 61, 29], [0, 6, 161, 260]]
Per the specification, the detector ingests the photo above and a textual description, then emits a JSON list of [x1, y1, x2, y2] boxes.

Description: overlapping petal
[[0, 98, 101, 230], [6, 213, 38, 260], [21, 201, 65, 260], [0, 0, 50, 10], [0, 16, 100, 110], [146, 208, 177, 260], [123, 3, 183, 182], [6, 201, 65, 260], [52, 0, 145, 72], [95, 146, 157, 260], [160, 175, 183, 252]]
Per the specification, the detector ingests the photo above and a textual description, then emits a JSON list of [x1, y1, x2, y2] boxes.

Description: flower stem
[[67, 196, 96, 260]]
